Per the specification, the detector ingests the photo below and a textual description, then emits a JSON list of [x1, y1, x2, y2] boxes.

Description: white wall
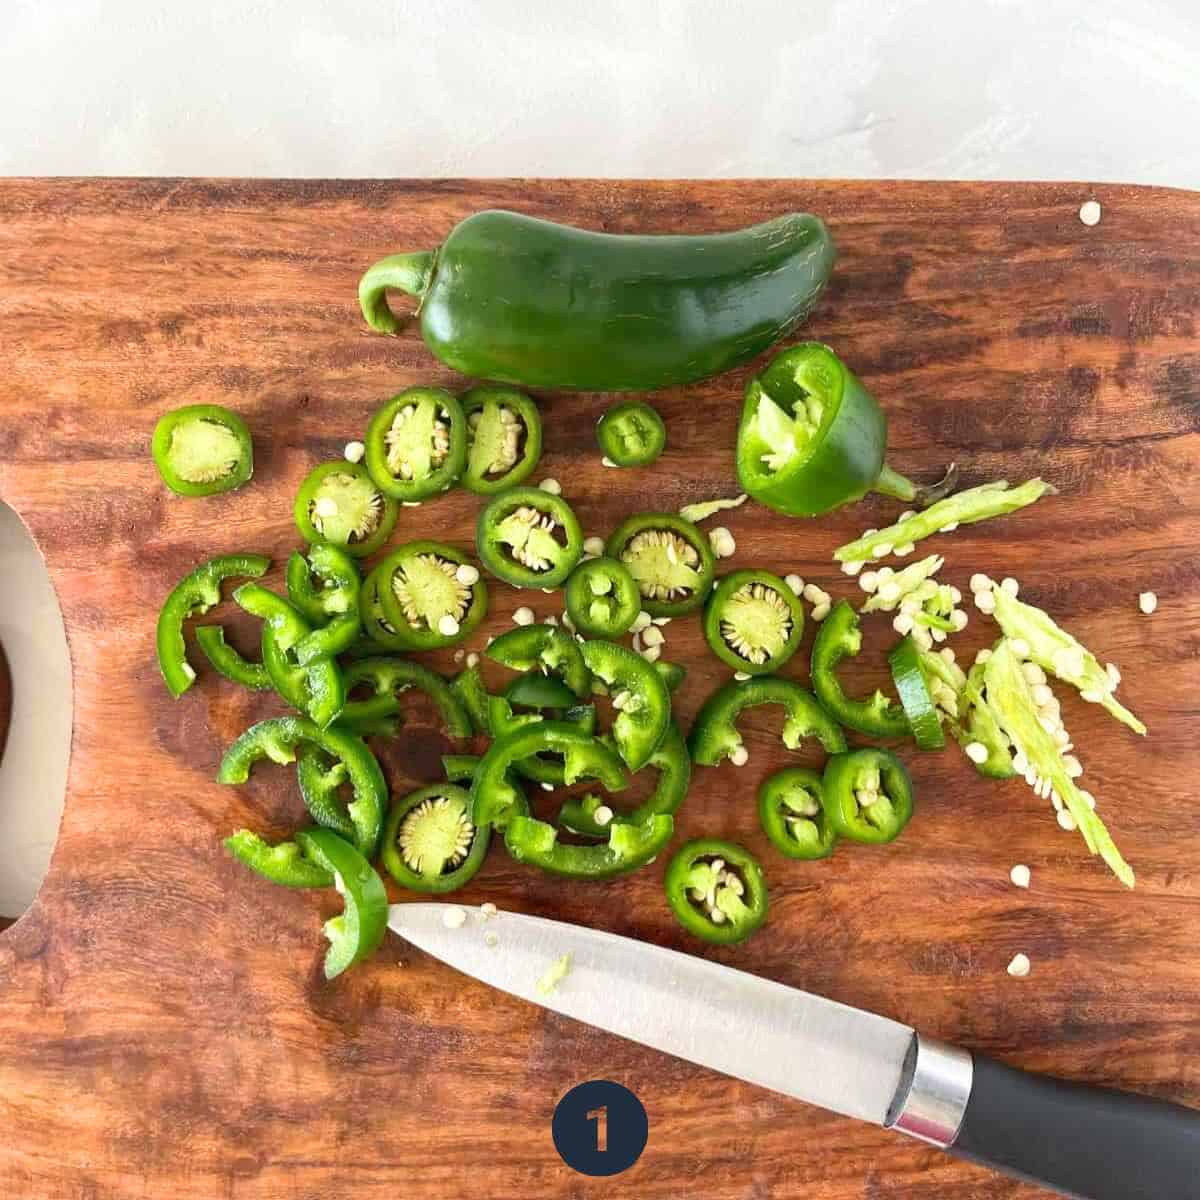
[[2, 0, 1199, 186]]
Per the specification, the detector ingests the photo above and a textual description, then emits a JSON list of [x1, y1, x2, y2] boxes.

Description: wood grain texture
[[2, 178, 1200, 1199]]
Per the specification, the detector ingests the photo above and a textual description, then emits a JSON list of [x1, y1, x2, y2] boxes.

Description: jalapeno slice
[[156, 553, 271, 697], [296, 744, 358, 841], [606, 513, 715, 618], [152, 403, 253, 497], [559, 722, 691, 838], [477, 486, 583, 589], [451, 663, 493, 735], [225, 829, 335, 889], [486, 625, 592, 698], [376, 541, 487, 650], [364, 387, 467, 502], [565, 557, 641, 638], [688, 675, 846, 767], [580, 639, 670, 771], [505, 813, 673, 880], [294, 828, 389, 979], [487, 695, 597, 787], [757, 767, 837, 860], [811, 600, 909, 738], [234, 583, 345, 729], [703, 568, 805, 676], [887, 636, 945, 750], [822, 748, 914, 845], [340, 657, 473, 740], [294, 461, 398, 559], [286, 543, 361, 624], [195, 624, 271, 691], [460, 386, 543, 495], [596, 401, 666, 467], [504, 672, 579, 710], [381, 784, 491, 894], [665, 839, 768, 945], [358, 565, 410, 650], [441, 753, 482, 784]]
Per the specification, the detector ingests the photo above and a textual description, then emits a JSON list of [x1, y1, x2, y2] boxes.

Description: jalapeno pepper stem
[[873, 461, 959, 507], [359, 250, 438, 334]]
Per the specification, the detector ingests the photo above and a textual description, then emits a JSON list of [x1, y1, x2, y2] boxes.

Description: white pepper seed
[[1139, 591, 1157, 614]]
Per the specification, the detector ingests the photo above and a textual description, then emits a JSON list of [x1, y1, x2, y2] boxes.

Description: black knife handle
[[952, 1054, 1200, 1199]]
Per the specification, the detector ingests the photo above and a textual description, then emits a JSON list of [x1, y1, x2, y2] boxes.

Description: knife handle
[[952, 1053, 1200, 1199]]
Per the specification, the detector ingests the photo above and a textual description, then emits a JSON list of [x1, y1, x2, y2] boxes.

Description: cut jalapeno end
[[295, 461, 398, 559], [364, 387, 467, 501], [703, 568, 805, 675], [888, 636, 945, 750], [811, 600, 909, 738], [606, 512, 715, 618], [665, 838, 768, 944], [757, 767, 837, 861], [477, 486, 584, 589], [460, 386, 543, 494], [565, 557, 641, 638], [822, 748, 914, 845], [375, 541, 487, 650], [595, 401, 667, 467], [152, 403, 254, 497], [381, 784, 491, 894]]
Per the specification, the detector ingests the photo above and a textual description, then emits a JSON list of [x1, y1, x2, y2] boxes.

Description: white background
[[2, 0, 1199, 915], [3, 0, 1200, 184]]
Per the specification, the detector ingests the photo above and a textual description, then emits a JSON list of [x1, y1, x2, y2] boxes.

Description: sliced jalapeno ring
[[821, 748, 914, 845], [294, 461, 398, 559], [665, 838, 768, 945], [460, 385, 543, 495], [195, 624, 271, 691], [505, 812, 673, 880], [757, 767, 837, 861], [703, 568, 805, 676], [376, 540, 487, 650], [486, 625, 592, 698], [487, 695, 597, 787], [224, 829, 334, 889], [811, 600, 909, 738], [596, 401, 666, 467], [888, 636, 945, 750], [565, 557, 641, 638], [381, 784, 491, 894], [286, 543, 362, 624], [152, 403, 253, 497], [364, 386, 467, 502], [606, 512, 715, 618], [580, 639, 670, 772], [340, 657, 473, 740], [477, 486, 584, 589], [358, 566, 410, 650], [451, 663, 493, 735]]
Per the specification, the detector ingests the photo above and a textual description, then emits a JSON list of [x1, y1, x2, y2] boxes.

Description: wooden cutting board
[[2, 179, 1199, 1199]]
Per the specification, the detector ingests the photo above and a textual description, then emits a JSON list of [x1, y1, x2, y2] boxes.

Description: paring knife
[[390, 903, 1200, 1200]]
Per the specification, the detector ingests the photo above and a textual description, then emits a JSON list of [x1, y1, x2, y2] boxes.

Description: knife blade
[[389, 903, 1200, 1200]]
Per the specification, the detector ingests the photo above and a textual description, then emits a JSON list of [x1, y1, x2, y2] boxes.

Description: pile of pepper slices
[[153, 210, 1144, 978]]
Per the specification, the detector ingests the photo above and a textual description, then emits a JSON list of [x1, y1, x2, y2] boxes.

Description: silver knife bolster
[[886, 1035, 974, 1148]]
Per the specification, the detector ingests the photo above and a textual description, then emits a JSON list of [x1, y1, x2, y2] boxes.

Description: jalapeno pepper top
[[822, 748, 914, 845], [294, 828, 389, 979], [470, 722, 628, 829], [665, 839, 768, 945], [736, 344, 953, 518], [505, 812, 673, 880], [460, 386, 543, 495], [156, 553, 271, 697], [235, 583, 345, 729], [477, 486, 584, 590], [365, 387, 467, 502], [758, 767, 837, 861], [225, 829, 335, 889], [606, 512, 716, 618], [811, 600, 909, 738], [565, 557, 641, 639], [486, 624, 592, 698], [688, 675, 846, 767], [376, 541, 488, 650], [294, 461, 398, 559], [580, 639, 671, 771], [339, 657, 472, 740], [152, 404, 253, 497], [596, 401, 666, 467], [218, 716, 387, 859], [703, 568, 805, 676], [381, 783, 491, 894]]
